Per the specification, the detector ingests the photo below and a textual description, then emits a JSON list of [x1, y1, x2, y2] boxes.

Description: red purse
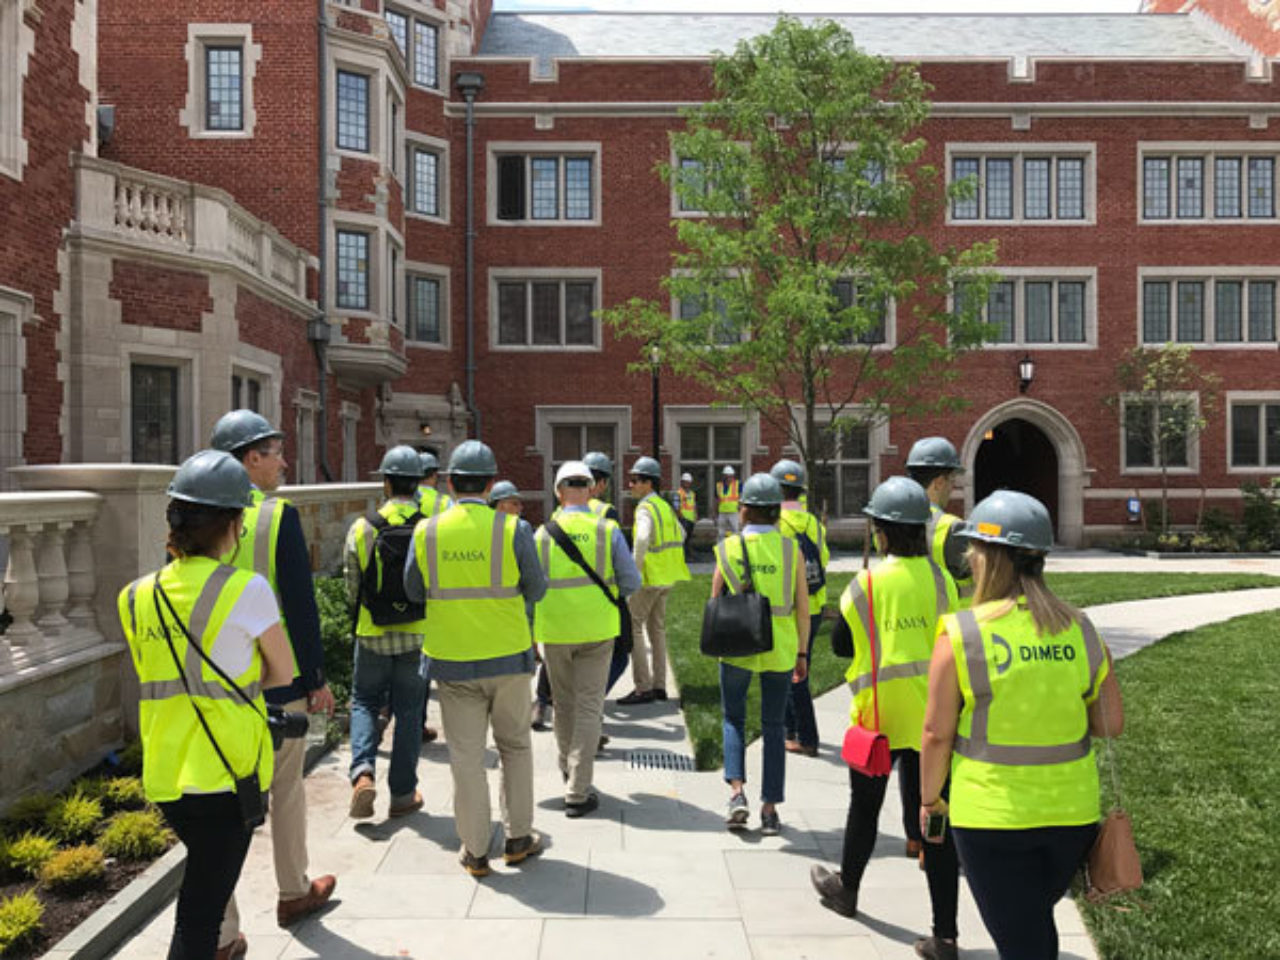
[[841, 567, 892, 777]]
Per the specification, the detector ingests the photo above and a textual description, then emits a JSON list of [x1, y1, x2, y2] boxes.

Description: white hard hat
[[681, 472, 693, 483], [722, 465, 736, 476], [555, 460, 593, 486]]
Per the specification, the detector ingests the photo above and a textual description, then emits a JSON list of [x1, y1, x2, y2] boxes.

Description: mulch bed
[[0, 854, 161, 959]]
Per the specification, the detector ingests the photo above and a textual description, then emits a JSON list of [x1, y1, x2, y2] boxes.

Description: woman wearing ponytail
[[920, 490, 1124, 960]]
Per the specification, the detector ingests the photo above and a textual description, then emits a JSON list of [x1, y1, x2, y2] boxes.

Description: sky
[[495, 1, 1145, 12]]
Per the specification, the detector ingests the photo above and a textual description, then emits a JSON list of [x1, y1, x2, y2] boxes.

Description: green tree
[[1109, 344, 1221, 536], [602, 17, 998, 508]]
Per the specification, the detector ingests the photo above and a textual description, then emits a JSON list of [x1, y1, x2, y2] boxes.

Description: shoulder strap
[[865, 568, 881, 733], [544, 519, 621, 608]]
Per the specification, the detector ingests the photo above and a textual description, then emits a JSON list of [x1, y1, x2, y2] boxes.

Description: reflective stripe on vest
[[419, 487, 451, 518], [952, 608, 1104, 766], [641, 496, 684, 554], [538, 516, 617, 589], [717, 479, 740, 513], [421, 511, 521, 600], [678, 489, 697, 520], [714, 534, 796, 616], [535, 512, 619, 644], [844, 558, 948, 695]]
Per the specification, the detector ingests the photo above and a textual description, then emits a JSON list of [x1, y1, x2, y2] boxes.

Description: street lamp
[[1018, 353, 1035, 394], [649, 343, 661, 457]]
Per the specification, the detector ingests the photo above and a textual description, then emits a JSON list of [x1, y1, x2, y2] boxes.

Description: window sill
[[1139, 342, 1279, 350], [334, 146, 379, 164], [189, 129, 255, 140], [490, 344, 601, 353], [406, 339, 450, 351], [1120, 466, 1198, 476], [1139, 217, 1278, 226], [980, 341, 1095, 350], [945, 217, 1096, 227], [1227, 465, 1280, 474], [406, 210, 449, 226], [409, 81, 445, 97], [486, 219, 602, 228]]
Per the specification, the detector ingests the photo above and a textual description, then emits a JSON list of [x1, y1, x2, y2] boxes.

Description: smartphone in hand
[[925, 810, 947, 843]]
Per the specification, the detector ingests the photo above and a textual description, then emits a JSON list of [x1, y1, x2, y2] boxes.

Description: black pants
[[841, 749, 959, 939], [158, 793, 255, 960], [953, 824, 1097, 960]]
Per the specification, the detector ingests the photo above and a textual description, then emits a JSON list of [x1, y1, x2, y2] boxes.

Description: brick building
[[2, 0, 1278, 544]]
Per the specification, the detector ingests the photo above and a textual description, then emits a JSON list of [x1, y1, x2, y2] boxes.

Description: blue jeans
[[719, 662, 790, 804], [349, 644, 429, 801], [784, 614, 824, 748]]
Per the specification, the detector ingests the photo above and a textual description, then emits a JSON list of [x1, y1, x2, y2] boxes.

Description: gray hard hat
[[770, 458, 806, 489], [958, 490, 1054, 552], [168, 450, 254, 509], [379, 445, 425, 478], [447, 440, 498, 477], [629, 456, 662, 481], [488, 480, 520, 504], [583, 451, 613, 477], [863, 476, 931, 525], [906, 437, 962, 472], [741, 473, 784, 507], [210, 409, 284, 454], [419, 451, 440, 474]]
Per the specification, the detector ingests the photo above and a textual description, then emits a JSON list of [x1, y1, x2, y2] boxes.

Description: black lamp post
[[649, 344, 661, 457], [1018, 353, 1035, 394]]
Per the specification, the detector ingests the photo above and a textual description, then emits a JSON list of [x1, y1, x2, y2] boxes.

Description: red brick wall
[[1145, 1, 1280, 56], [111, 262, 212, 332], [0, 0, 91, 464]]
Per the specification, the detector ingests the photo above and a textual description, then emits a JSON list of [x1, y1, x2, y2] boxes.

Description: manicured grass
[[1080, 611, 1280, 960], [666, 571, 1280, 770]]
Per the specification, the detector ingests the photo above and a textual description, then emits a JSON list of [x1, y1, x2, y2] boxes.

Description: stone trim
[[180, 23, 262, 140], [0, 0, 36, 181]]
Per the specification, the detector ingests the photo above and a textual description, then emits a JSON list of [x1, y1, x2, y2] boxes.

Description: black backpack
[[357, 509, 425, 627]]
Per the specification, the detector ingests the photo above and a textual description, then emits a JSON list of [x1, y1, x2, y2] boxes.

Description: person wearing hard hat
[[810, 477, 960, 960], [920, 491, 1123, 960], [417, 452, 453, 517], [713, 473, 809, 836], [677, 472, 698, 560], [582, 451, 622, 522], [209, 410, 336, 937], [905, 438, 971, 594], [716, 465, 741, 541], [618, 456, 690, 705], [489, 480, 523, 516], [535, 461, 642, 817], [118, 450, 297, 960], [344, 447, 431, 820], [770, 459, 830, 759], [403, 440, 548, 877]]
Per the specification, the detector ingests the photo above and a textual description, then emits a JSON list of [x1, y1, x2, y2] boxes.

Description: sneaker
[[348, 774, 375, 820], [565, 791, 600, 819], [531, 701, 552, 731], [725, 792, 749, 830], [617, 689, 655, 706], [759, 809, 781, 836], [388, 790, 424, 818], [503, 831, 544, 865], [460, 849, 491, 877], [915, 937, 959, 960], [809, 864, 858, 918]]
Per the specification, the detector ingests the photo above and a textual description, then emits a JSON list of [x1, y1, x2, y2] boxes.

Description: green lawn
[[666, 571, 1280, 770], [1081, 611, 1280, 960]]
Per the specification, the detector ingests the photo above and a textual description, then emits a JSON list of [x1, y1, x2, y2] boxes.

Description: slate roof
[[477, 12, 1247, 61]]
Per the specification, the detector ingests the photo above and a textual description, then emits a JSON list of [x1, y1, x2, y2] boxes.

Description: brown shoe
[[810, 864, 857, 918], [422, 724, 439, 743], [503, 831, 544, 865], [389, 790, 424, 817], [349, 774, 376, 819], [214, 934, 247, 960], [906, 839, 923, 859], [460, 849, 491, 877], [276, 875, 336, 927]]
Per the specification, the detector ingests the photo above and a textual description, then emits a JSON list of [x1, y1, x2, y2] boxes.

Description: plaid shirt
[[344, 499, 425, 657]]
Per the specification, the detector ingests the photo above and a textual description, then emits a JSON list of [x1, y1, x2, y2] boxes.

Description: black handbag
[[700, 535, 773, 658]]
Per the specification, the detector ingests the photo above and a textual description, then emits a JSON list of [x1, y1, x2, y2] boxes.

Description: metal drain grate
[[628, 749, 696, 772]]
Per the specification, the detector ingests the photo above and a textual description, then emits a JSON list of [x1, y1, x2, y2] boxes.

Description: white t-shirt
[[207, 574, 281, 680]]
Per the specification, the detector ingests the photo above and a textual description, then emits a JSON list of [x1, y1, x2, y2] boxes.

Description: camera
[[267, 705, 309, 750]]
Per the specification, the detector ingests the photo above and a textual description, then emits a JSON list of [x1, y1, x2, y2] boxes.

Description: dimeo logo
[[753, 564, 778, 575], [569, 533, 591, 544], [443, 549, 487, 562], [992, 634, 1013, 675], [992, 633, 1077, 675]]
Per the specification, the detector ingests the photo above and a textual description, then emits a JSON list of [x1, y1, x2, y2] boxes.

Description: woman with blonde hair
[[920, 490, 1124, 960]]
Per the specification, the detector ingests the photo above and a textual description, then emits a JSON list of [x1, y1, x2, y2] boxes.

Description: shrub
[[2, 792, 57, 832], [99, 810, 172, 861], [5, 833, 58, 878], [100, 777, 147, 811], [38, 844, 105, 893], [44, 790, 103, 843], [0, 890, 43, 954], [115, 740, 145, 777], [1240, 482, 1280, 549], [316, 576, 354, 708]]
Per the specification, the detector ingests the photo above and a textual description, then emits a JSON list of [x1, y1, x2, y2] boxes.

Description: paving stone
[[749, 933, 881, 960], [277, 918, 542, 959], [540, 919, 752, 960], [467, 853, 590, 918]]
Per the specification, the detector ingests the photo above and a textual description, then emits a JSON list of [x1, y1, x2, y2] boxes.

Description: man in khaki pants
[[403, 441, 547, 876], [535, 461, 642, 815]]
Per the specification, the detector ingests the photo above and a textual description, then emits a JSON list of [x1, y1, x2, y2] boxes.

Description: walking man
[[404, 441, 547, 877], [677, 472, 698, 561], [716, 465, 741, 540], [418, 451, 453, 517], [905, 437, 972, 593]]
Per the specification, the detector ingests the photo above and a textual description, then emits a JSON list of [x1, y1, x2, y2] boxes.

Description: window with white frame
[[1121, 396, 1195, 471], [388, 244, 400, 326], [493, 274, 598, 349], [1141, 276, 1277, 345], [1141, 146, 1278, 221], [383, 10, 440, 89], [0, 0, 28, 180], [384, 8, 407, 57], [408, 143, 443, 217], [294, 390, 318, 484], [492, 146, 599, 223], [678, 424, 744, 517], [231, 370, 264, 413], [551, 422, 618, 508], [205, 47, 243, 131], [676, 291, 745, 346], [831, 279, 888, 345], [131, 364, 181, 464], [949, 147, 1092, 223], [336, 69, 370, 153], [675, 157, 710, 214], [1229, 397, 1280, 470], [407, 270, 446, 344], [0, 288, 30, 486], [810, 420, 873, 517], [956, 274, 1093, 347], [828, 154, 887, 215], [341, 401, 361, 483], [335, 229, 371, 310], [181, 24, 260, 139]]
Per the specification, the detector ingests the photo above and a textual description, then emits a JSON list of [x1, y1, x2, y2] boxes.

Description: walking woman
[[810, 477, 961, 960], [712, 473, 809, 835], [118, 451, 295, 960], [920, 490, 1124, 960]]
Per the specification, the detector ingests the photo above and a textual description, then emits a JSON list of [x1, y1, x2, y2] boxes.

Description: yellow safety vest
[[636, 494, 690, 587], [223, 488, 299, 680], [928, 505, 972, 595], [414, 501, 531, 661], [839, 556, 956, 751], [716, 479, 740, 514], [945, 603, 1109, 830], [534, 510, 619, 644], [780, 507, 830, 610], [678, 488, 697, 522], [118, 557, 273, 803], [417, 486, 453, 518], [714, 529, 800, 674], [348, 499, 428, 637]]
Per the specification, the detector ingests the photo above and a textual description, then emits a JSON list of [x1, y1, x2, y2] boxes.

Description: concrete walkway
[[112, 585, 1280, 960]]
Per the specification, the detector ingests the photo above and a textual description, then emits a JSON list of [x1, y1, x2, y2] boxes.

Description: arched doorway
[[973, 418, 1060, 535]]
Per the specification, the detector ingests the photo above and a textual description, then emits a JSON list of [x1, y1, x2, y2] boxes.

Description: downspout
[[311, 0, 334, 481], [455, 72, 485, 439]]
